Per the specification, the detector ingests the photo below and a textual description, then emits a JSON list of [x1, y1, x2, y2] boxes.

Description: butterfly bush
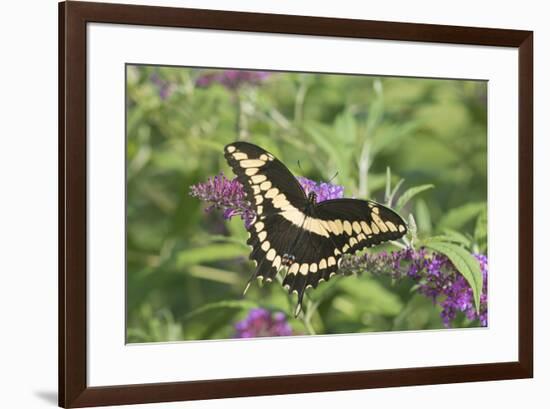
[[189, 175, 344, 228], [234, 308, 293, 338], [190, 174, 487, 328], [339, 249, 488, 327], [196, 70, 272, 90]]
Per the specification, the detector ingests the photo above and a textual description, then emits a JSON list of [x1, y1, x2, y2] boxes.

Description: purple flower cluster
[[297, 176, 345, 202], [190, 175, 344, 227], [189, 173, 256, 227], [150, 72, 175, 100], [196, 70, 272, 90], [234, 308, 293, 338], [339, 248, 488, 328]]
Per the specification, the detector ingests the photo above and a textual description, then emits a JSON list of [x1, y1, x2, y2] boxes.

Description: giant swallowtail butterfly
[[225, 142, 407, 314]]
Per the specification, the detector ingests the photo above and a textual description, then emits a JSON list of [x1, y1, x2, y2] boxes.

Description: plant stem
[[358, 142, 370, 198]]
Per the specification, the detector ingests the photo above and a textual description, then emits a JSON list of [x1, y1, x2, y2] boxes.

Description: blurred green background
[[126, 65, 487, 342]]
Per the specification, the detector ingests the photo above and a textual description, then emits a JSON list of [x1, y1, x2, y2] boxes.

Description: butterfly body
[[224, 141, 407, 312]]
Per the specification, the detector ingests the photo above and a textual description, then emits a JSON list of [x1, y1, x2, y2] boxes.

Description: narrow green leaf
[[438, 202, 486, 231], [423, 241, 482, 313], [387, 178, 405, 208], [441, 229, 472, 247], [384, 167, 391, 205], [183, 300, 259, 322], [395, 184, 434, 211], [415, 199, 432, 234], [175, 243, 248, 268], [187, 265, 242, 285], [474, 208, 488, 246]]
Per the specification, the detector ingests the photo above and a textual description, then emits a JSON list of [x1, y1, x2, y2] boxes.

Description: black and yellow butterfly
[[225, 142, 407, 314]]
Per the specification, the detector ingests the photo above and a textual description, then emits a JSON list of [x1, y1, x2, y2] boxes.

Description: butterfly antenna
[[297, 160, 303, 173], [328, 171, 339, 183]]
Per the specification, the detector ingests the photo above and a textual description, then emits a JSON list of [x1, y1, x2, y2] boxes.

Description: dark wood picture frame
[[59, 1, 533, 407]]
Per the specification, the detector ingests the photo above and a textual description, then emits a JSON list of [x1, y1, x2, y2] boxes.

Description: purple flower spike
[[296, 177, 345, 202], [189, 173, 255, 227], [195, 70, 272, 90], [339, 248, 488, 328], [234, 308, 293, 338]]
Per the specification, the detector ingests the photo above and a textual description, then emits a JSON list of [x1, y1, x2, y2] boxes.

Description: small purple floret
[[234, 308, 293, 338], [195, 70, 272, 90], [150, 72, 175, 100]]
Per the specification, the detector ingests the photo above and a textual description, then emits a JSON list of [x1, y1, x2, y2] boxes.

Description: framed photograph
[[59, 1, 533, 407]]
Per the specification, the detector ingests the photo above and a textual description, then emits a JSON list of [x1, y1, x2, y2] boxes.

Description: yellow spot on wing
[[261, 241, 270, 251], [255, 195, 264, 205], [361, 221, 372, 235], [255, 222, 264, 232], [349, 237, 358, 247], [288, 263, 299, 275], [226, 145, 236, 153], [386, 221, 397, 232], [343, 221, 353, 235], [258, 231, 267, 242], [310, 263, 318, 273], [399, 225, 406, 233], [372, 213, 389, 232], [371, 222, 380, 234], [352, 221, 361, 234], [299, 264, 309, 275], [233, 152, 247, 160], [273, 256, 282, 270], [245, 168, 259, 176], [260, 181, 272, 191], [319, 259, 327, 269], [272, 194, 289, 209], [251, 175, 267, 184], [266, 249, 276, 261], [328, 257, 336, 267], [265, 188, 279, 199], [240, 159, 265, 168]]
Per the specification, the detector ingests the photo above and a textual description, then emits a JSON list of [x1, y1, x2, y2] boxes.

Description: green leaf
[[187, 265, 242, 285], [395, 184, 434, 211], [442, 229, 472, 247], [423, 241, 482, 313], [415, 199, 432, 234], [474, 208, 488, 248], [175, 243, 248, 268], [438, 202, 486, 231], [386, 177, 405, 208], [183, 300, 259, 322]]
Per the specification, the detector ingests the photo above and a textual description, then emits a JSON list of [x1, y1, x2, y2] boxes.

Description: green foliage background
[[126, 65, 487, 342]]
